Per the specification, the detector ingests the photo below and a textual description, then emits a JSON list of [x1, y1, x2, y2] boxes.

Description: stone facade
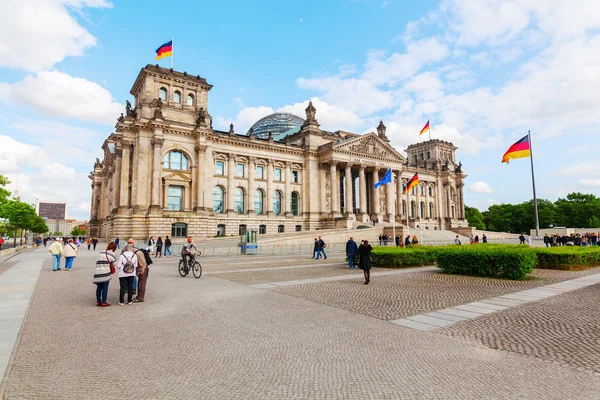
[[89, 64, 467, 240]]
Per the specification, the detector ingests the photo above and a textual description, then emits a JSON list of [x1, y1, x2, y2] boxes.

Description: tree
[[465, 205, 486, 230], [0, 175, 10, 204], [70, 227, 88, 236], [1, 199, 38, 246], [30, 216, 49, 235]]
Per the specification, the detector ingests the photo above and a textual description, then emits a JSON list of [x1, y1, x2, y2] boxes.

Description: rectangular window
[[237, 163, 245, 177], [256, 165, 264, 179], [292, 170, 299, 183], [429, 187, 433, 196], [215, 161, 224, 176], [167, 186, 183, 211], [420, 186, 424, 195], [274, 168, 282, 181]]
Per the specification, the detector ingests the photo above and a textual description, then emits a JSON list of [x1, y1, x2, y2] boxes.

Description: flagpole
[[429, 120, 431, 141], [171, 37, 174, 69], [392, 170, 396, 245], [528, 130, 540, 238], [406, 184, 410, 243]]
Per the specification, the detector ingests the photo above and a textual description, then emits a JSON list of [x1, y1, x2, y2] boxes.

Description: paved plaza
[[1, 246, 600, 399]]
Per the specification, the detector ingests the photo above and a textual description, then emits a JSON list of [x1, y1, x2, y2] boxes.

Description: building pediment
[[163, 172, 192, 183], [332, 133, 406, 162]]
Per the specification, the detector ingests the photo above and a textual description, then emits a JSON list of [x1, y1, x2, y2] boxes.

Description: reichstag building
[[89, 64, 467, 239]]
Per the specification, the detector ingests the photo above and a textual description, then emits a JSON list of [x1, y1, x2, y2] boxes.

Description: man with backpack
[[123, 238, 151, 303]]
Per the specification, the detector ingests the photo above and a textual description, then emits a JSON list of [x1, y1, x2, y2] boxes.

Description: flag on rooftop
[[155, 40, 173, 60], [501, 135, 531, 163], [404, 173, 419, 193], [419, 120, 430, 136], [374, 168, 392, 189]]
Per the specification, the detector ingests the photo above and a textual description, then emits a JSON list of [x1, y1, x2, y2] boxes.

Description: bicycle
[[178, 251, 202, 278]]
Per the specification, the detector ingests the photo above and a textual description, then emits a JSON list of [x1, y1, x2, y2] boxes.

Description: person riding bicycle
[[181, 236, 199, 267]]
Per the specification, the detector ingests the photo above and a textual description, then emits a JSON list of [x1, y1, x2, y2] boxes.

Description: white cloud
[[0, 135, 91, 219], [381, 1, 390, 7], [469, 181, 494, 194], [0, 0, 112, 72], [0, 71, 122, 125], [580, 179, 600, 188], [299, 18, 303, 23]]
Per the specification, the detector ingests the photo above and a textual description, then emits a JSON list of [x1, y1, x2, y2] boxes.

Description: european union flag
[[374, 167, 392, 189]]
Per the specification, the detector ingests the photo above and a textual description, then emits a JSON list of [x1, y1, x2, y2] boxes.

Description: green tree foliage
[[464, 206, 486, 230], [70, 227, 88, 236], [0, 175, 10, 204]]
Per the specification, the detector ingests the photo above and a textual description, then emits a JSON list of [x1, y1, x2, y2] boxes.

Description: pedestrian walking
[[0, 236, 3, 250], [474, 235, 479, 244], [48, 238, 63, 271], [115, 237, 120, 249], [379, 234, 383, 246], [164, 235, 172, 257], [455, 235, 461, 245], [93, 242, 117, 307], [482, 234, 488, 244], [155, 237, 163, 258], [116, 245, 138, 305], [87, 237, 92, 250], [63, 238, 78, 270], [346, 237, 358, 269], [395, 234, 401, 247], [316, 236, 327, 259], [147, 236, 155, 253], [358, 240, 373, 285], [35, 237, 41, 247], [405, 235, 411, 246], [312, 238, 318, 259], [92, 237, 98, 250]]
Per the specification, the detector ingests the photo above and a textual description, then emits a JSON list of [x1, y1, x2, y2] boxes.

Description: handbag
[[106, 253, 116, 274]]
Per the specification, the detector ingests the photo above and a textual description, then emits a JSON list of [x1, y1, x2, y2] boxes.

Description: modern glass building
[[247, 112, 305, 139]]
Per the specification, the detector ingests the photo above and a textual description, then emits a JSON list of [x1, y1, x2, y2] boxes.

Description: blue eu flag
[[374, 167, 392, 189]]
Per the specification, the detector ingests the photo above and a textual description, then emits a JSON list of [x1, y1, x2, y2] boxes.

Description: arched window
[[429, 202, 434, 218], [420, 186, 424, 195], [254, 189, 264, 214], [213, 186, 224, 214], [187, 94, 194, 106], [427, 151, 431, 160], [420, 201, 425, 218], [163, 151, 189, 170], [291, 192, 299, 216], [234, 188, 245, 214], [174, 90, 181, 103], [402, 200, 406, 215], [171, 223, 187, 237], [159, 87, 167, 101], [273, 190, 282, 215], [295, 225, 302, 231]]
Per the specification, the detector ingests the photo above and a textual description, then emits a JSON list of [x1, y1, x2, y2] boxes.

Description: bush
[[533, 247, 600, 270], [371, 247, 437, 268], [435, 246, 536, 280]]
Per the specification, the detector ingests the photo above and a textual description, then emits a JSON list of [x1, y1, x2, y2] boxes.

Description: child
[[116, 247, 138, 305]]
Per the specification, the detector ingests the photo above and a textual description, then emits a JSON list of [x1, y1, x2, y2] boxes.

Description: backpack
[[137, 249, 153, 266], [122, 254, 135, 274]]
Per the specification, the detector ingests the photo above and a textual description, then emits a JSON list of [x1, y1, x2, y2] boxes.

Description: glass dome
[[247, 112, 305, 139]]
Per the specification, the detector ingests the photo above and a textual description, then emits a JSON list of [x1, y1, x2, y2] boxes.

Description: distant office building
[[38, 202, 67, 220]]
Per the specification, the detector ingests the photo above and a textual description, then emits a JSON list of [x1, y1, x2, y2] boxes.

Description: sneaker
[[100, 303, 111, 307], [118, 303, 124, 306], [127, 302, 133, 305], [132, 298, 140, 303]]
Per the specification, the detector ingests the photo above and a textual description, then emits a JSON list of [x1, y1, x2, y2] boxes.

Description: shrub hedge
[[371, 247, 436, 268], [533, 247, 600, 270]]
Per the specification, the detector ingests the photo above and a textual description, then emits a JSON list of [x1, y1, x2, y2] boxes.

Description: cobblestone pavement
[[439, 283, 600, 373], [2, 249, 600, 399], [271, 268, 600, 321]]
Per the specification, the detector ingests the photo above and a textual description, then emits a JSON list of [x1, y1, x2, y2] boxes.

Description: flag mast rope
[[528, 130, 540, 238]]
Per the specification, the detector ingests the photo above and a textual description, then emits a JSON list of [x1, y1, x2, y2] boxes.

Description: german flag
[[404, 173, 419, 194], [501, 135, 531, 163], [419, 120, 430, 135], [155, 40, 173, 60]]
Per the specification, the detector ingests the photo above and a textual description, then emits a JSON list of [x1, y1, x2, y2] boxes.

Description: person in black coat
[[358, 240, 373, 285], [312, 238, 318, 259]]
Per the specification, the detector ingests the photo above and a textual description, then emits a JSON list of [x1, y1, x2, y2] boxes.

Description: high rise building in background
[[89, 65, 467, 240], [38, 202, 67, 220]]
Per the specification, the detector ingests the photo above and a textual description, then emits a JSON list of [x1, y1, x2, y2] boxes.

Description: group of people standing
[[345, 237, 373, 285], [544, 232, 599, 247], [116, 236, 173, 257], [92, 238, 150, 307]]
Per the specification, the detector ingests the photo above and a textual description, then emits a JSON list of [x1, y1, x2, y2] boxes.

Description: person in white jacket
[[116, 249, 138, 305], [63, 239, 78, 270]]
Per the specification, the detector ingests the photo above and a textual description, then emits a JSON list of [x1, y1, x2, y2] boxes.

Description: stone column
[[248, 157, 256, 214], [345, 164, 353, 215], [425, 183, 431, 218], [90, 183, 98, 220], [371, 168, 380, 216], [184, 183, 191, 211], [284, 161, 292, 215], [386, 169, 394, 221], [98, 182, 105, 219], [329, 161, 338, 215], [446, 185, 452, 219], [359, 166, 367, 219], [416, 182, 421, 220], [227, 154, 236, 213], [267, 159, 274, 215], [150, 138, 164, 212], [458, 183, 465, 219], [119, 141, 132, 211], [112, 155, 121, 214], [396, 172, 402, 217], [195, 144, 207, 213], [163, 184, 168, 208]]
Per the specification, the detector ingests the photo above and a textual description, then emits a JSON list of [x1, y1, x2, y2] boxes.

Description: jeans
[[119, 276, 134, 303], [65, 256, 75, 270], [132, 275, 137, 291], [316, 248, 327, 259], [545, 243, 549, 247], [52, 254, 61, 270], [347, 254, 356, 269], [95, 281, 109, 303], [164, 246, 172, 256]]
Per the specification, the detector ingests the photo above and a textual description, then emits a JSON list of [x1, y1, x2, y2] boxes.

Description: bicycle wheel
[[192, 261, 202, 278], [178, 260, 187, 277]]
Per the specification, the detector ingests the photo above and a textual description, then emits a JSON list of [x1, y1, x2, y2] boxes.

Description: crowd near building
[[89, 65, 468, 240]]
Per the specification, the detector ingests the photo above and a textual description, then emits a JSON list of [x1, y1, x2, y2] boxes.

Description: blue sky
[[1, 0, 600, 221]]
